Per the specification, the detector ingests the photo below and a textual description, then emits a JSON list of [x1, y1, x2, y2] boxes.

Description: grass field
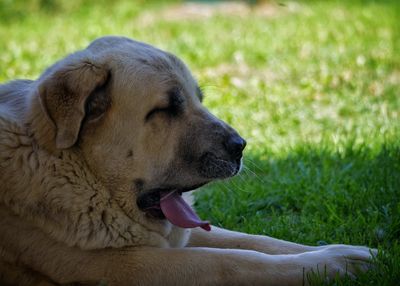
[[1, 0, 399, 284]]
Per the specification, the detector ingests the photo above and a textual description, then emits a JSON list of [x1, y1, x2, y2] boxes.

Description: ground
[[0, 0, 399, 284]]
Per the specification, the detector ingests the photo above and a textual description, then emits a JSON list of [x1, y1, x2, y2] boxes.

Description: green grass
[[1, 0, 399, 284]]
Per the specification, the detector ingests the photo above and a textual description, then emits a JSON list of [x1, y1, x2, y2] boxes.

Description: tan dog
[[0, 36, 374, 285]]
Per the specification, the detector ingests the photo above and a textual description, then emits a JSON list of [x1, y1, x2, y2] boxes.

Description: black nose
[[225, 136, 246, 159]]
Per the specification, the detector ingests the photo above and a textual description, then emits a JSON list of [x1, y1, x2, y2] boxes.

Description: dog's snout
[[225, 136, 246, 159]]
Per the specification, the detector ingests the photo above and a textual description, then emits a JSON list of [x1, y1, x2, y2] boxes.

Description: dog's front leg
[[1, 219, 374, 286], [188, 226, 316, 254], [187, 226, 376, 279], [80, 245, 374, 286], [96, 245, 376, 286]]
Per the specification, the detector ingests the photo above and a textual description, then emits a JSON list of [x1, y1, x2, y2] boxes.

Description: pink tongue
[[160, 191, 211, 231]]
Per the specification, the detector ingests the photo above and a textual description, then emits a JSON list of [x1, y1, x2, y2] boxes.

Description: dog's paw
[[299, 244, 376, 281]]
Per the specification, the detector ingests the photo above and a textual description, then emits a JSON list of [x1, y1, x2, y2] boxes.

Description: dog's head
[[33, 36, 246, 229]]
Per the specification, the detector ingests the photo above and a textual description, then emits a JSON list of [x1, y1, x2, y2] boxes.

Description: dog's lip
[[139, 182, 207, 199], [234, 157, 243, 174]]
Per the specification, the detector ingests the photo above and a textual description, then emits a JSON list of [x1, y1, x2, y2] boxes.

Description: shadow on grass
[[195, 142, 400, 285]]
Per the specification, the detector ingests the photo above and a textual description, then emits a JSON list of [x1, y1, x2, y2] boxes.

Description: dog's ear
[[38, 58, 110, 149]]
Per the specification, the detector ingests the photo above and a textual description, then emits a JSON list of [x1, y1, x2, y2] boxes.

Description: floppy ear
[[38, 58, 110, 149]]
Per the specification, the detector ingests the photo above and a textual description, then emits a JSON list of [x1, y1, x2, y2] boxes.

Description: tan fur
[[0, 36, 374, 285]]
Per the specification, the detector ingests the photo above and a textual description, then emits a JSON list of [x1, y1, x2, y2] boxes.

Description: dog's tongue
[[160, 191, 211, 231]]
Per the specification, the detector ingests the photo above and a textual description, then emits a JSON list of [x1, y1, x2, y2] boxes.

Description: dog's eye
[[145, 107, 170, 121], [145, 88, 184, 122]]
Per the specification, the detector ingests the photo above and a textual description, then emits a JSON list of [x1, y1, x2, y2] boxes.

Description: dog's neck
[[0, 123, 170, 250]]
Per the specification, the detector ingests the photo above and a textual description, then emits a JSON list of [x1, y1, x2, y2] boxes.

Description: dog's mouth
[[136, 183, 211, 231], [136, 155, 243, 231]]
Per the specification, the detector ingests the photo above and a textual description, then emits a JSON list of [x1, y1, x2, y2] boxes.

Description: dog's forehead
[[89, 37, 200, 101], [89, 36, 189, 79]]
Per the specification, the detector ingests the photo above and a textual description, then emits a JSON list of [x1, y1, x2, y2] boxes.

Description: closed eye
[[145, 106, 172, 121], [145, 87, 184, 122]]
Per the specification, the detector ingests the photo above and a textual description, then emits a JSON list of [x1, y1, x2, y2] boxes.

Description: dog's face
[[36, 37, 245, 222]]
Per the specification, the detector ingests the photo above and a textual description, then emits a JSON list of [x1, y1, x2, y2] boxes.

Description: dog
[[0, 36, 374, 285]]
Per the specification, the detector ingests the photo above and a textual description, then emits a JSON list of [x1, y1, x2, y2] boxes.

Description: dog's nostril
[[226, 136, 246, 159]]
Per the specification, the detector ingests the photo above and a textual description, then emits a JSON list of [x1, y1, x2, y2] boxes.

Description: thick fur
[[0, 36, 374, 285]]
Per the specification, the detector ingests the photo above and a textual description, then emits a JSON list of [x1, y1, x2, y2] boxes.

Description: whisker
[[224, 174, 251, 195], [242, 165, 266, 185], [245, 158, 266, 173]]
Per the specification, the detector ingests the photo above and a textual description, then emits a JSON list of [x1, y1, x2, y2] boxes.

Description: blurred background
[[1, 0, 399, 284], [0, 0, 398, 152]]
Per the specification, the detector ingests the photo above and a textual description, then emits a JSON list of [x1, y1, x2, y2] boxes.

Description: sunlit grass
[[1, 0, 399, 284]]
